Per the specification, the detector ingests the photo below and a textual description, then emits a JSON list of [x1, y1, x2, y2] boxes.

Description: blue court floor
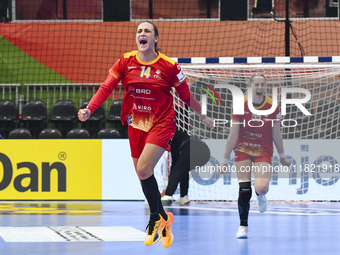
[[0, 201, 338, 255]]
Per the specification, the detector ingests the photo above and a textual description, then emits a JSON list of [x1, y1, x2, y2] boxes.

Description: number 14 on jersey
[[251, 114, 261, 121], [140, 66, 151, 79]]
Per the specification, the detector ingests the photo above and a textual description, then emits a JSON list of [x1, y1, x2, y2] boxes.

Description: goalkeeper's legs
[[236, 160, 252, 239], [254, 162, 272, 213], [236, 180, 252, 239]]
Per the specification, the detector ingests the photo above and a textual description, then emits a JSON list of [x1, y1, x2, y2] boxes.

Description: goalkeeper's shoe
[[236, 226, 248, 239], [256, 194, 267, 213], [161, 212, 174, 247], [175, 195, 190, 205], [144, 216, 166, 246], [161, 195, 173, 205]]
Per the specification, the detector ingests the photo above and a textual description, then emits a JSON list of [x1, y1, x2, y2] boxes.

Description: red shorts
[[234, 151, 272, 164], [128, 123, 176, 158]]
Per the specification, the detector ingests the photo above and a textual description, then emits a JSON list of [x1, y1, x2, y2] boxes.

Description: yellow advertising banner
[[0, 140, 102, 200]]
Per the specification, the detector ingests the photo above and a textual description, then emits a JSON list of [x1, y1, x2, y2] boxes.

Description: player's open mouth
[[140, 39, 147, 45], [256, 91, 263, 95]]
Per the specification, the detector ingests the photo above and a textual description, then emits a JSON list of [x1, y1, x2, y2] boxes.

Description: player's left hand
[[200, 115, 214, 129], [280, 157, 291, 167]]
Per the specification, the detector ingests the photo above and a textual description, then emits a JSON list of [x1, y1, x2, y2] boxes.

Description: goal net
[[158, 59, 340, 203]]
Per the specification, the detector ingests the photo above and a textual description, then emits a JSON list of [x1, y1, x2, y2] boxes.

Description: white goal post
[[155, 57, 340, 202]]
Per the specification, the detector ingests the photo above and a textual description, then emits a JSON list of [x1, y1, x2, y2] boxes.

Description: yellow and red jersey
[[233, 95, 282, 157], [109, 51, 186, 132]]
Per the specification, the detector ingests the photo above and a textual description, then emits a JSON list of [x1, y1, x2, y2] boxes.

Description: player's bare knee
[[136, 170, 149, 180], [136, 166, 153, 180], [255, 185, 269, 195]]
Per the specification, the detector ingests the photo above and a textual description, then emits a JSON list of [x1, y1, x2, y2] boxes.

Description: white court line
[[166, 205, 340, 216], [0, 226, 145, 242]]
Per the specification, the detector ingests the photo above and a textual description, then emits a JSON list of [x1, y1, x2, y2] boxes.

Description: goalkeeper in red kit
[[220, 73, 290, 239]]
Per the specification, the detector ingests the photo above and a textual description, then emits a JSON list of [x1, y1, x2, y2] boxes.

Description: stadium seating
[[38, 128, 63, 139], [50, 100, 77, 137], [107, 99, 128, 138], [79, 100, 105, 138], [96, 128, 121, 139], [66, 128, 91, 139], [20, 100, 48, 138], [8, 128, 32, 139], [0, 100, 18, 139]]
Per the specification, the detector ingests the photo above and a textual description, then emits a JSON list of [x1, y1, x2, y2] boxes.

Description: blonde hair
[[248, 73, 267, 87]]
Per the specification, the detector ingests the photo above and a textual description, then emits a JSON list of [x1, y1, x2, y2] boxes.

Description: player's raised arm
[[78, 74, 119, 122]]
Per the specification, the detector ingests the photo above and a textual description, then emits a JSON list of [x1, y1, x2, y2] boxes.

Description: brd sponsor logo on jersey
[[135, 88, 151, 94], [249, 132, 262, 137]]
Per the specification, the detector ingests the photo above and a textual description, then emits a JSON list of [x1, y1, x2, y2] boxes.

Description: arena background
[[0, 3, 340, 254], [1, 0, 340, 85], [0, 0, 339, 201]]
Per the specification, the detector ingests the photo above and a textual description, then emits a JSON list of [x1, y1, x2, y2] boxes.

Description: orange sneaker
[[144, 216, 166, 246], [161, 212, 174, 247]]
